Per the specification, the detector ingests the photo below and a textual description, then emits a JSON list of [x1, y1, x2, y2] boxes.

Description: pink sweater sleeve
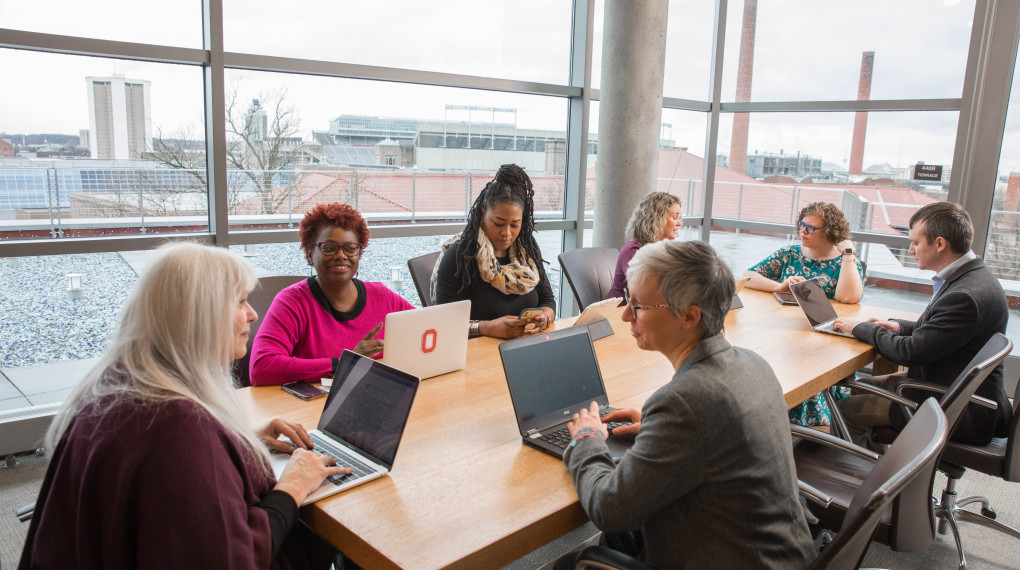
[[249, 281, 414, 386]]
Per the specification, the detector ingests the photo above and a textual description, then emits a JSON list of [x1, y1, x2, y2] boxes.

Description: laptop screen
[[320, 351, 419, 466], [499, 327, 607, 427], [790, 278, 837, 327]]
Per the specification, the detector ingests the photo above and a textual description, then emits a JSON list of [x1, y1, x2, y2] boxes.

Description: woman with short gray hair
[[558, 240, 815, 569]]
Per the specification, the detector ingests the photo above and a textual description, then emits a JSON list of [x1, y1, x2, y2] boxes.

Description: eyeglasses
[[316, 240, 364, 257], [797, 220, 821, 235], [623, 287, 674, 316]]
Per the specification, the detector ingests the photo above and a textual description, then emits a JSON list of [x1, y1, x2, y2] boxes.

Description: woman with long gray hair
[[21, 242, 347, 569]]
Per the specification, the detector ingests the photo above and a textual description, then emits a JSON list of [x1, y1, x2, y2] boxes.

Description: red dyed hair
[[298, 203, 370, 264]]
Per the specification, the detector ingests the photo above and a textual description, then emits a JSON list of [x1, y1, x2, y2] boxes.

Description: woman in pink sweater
[[249, 203, 414, 386]]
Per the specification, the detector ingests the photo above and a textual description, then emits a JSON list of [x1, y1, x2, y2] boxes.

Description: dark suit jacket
[[563, 334, 815, 569], [852, 257, 1010, 444]]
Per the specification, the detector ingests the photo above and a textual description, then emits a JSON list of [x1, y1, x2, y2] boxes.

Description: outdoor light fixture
[[388, 266, 403, 292], [65, 273, 83, 300]]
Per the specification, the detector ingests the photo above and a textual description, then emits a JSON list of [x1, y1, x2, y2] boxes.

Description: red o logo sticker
[[421, 329, 437, 353]]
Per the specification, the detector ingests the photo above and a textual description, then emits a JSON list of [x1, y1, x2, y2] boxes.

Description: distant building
[[86, 75, 152, 160], [245, 99, 268, 142], [324, 114, 418, 146], [78, 129, 90, 150], [0, 137, 13, 158], [745, 151, 822, 179]]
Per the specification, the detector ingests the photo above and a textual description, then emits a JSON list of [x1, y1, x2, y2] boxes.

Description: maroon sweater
[[20, 398, 296, 569]]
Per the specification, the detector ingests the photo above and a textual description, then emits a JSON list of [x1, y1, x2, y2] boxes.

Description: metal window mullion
[[202, 0, 228, 245], [950, 0, 1020, 257], [700, 0, 728, 242], [559, 0, 595, 317]]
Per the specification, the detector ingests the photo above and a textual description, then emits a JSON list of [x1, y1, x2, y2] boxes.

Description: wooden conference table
[[237, 289, 916, 569]]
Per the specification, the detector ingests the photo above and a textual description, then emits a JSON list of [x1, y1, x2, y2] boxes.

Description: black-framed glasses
[[797, 220, 821, 235], [316, 240, 364, 257], [623, 287, 674, 316]]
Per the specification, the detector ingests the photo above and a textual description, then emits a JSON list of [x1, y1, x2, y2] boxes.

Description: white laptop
[[270, 350, 420, 505], [788, 278, 854, 338], [572, 297, 623, 340], [382, 300, 471, 379]]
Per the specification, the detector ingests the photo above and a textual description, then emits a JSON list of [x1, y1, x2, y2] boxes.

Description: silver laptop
[[271, 350, 420, 505], [498, 327, 635, 462], [382, 300, 470, 379], [572, 297, 622, 340], [788, 278, 854, 338]]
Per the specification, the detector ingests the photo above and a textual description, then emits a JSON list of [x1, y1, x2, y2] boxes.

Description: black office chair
[[232, 275, 306, 387], [933, 375, 1020, 556], [568, 399, 948, 570], [558, 247, 619, 310], [795, 333, 1012, 569], [407, 251, 441, 307]]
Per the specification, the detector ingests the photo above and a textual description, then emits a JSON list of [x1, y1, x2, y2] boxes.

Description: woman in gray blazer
[[558, 240, 815, 570]]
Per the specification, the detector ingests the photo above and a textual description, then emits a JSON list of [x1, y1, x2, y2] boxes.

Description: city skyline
[[5, 0, 1016, 176]]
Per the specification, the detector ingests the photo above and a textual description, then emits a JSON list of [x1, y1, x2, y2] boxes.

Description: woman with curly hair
[[746, 201, 863, 304], [249, 203, 414, 385], [433, 164, 555, 339], [746, 201, 864, 427], [607, 191, 683, 299]]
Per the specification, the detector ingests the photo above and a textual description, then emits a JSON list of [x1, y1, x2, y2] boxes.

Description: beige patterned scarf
[[474, 228, 540, 295]]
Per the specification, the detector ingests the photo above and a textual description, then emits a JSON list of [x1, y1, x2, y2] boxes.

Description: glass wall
[[3, 0, 1019, 378]]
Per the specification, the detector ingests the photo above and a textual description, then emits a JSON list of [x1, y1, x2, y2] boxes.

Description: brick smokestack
[[729, 0, 757, 176], [849, 51, 875, 175]]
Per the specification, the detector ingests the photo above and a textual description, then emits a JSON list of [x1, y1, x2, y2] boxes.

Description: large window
[[3, 0, 1019, 377], [223, 0, 574, 84]]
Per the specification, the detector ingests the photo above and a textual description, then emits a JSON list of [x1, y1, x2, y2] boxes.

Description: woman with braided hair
[[433, 164, 556, 339]]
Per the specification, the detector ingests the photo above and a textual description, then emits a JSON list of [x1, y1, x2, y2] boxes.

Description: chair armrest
[[843, 379, 919, 411], [791, 425, 881, 463], [895, 380, 999, 410], [798, 481, 833, 508], [573, 545, 657, 570], [17, 502, 35, 522]]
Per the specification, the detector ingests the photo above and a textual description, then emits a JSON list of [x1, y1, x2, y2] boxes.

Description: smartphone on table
[[773, 292, 798, 305], [282, 381, 328, 400]]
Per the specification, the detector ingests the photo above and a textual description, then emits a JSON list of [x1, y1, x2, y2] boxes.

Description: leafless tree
[[148, 84, 302, 215]]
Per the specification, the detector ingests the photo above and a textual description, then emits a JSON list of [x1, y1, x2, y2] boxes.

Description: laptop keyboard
[[535, 406, 633, 450], [309, 432, 377, 485]]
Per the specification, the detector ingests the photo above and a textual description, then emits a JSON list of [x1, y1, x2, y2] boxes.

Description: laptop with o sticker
[[382, 299, 471, 379]]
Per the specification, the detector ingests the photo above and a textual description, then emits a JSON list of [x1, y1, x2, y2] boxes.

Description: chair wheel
[[981, 507, 996, 519]]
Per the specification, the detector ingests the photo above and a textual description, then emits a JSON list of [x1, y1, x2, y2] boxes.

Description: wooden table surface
[[237, 289, 916, 569]]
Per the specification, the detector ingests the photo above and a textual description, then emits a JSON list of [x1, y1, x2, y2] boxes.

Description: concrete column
[[592, 0, 669, 249], [848, 51, 875, 175]]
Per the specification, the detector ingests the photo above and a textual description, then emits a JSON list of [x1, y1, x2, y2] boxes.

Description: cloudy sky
[[4, 0, 1017, 174]]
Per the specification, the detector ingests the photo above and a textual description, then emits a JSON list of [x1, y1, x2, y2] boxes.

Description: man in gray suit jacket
[[834, 202, 1011, 447], [557, 241, 815, 570]]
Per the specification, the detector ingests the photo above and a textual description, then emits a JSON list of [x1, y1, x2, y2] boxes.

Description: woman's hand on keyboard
[[275, 448, 352, 505], [600, 407, 641, 436], [257, 418, 313, 453]]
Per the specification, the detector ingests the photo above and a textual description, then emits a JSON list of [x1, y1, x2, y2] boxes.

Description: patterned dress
[[749, 245, 865, 427]]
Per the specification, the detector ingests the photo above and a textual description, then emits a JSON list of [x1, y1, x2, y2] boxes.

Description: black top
[[434, 240, 556, 321], [308, 276, 366, 322]]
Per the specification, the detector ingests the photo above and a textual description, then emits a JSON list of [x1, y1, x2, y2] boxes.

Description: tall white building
[[86, 75, 152, 160]]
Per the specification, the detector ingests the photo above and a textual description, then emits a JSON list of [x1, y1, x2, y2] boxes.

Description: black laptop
[[498, 327, 635, 461]]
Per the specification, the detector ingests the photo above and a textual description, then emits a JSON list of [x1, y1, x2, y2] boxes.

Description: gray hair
[[46, 242, 269, 473], [625, 192, 682, 244], [626, 240, 734, 338]]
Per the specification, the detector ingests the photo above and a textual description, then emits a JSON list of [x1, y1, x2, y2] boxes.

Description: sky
[[4, 0, 1017, 175]]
